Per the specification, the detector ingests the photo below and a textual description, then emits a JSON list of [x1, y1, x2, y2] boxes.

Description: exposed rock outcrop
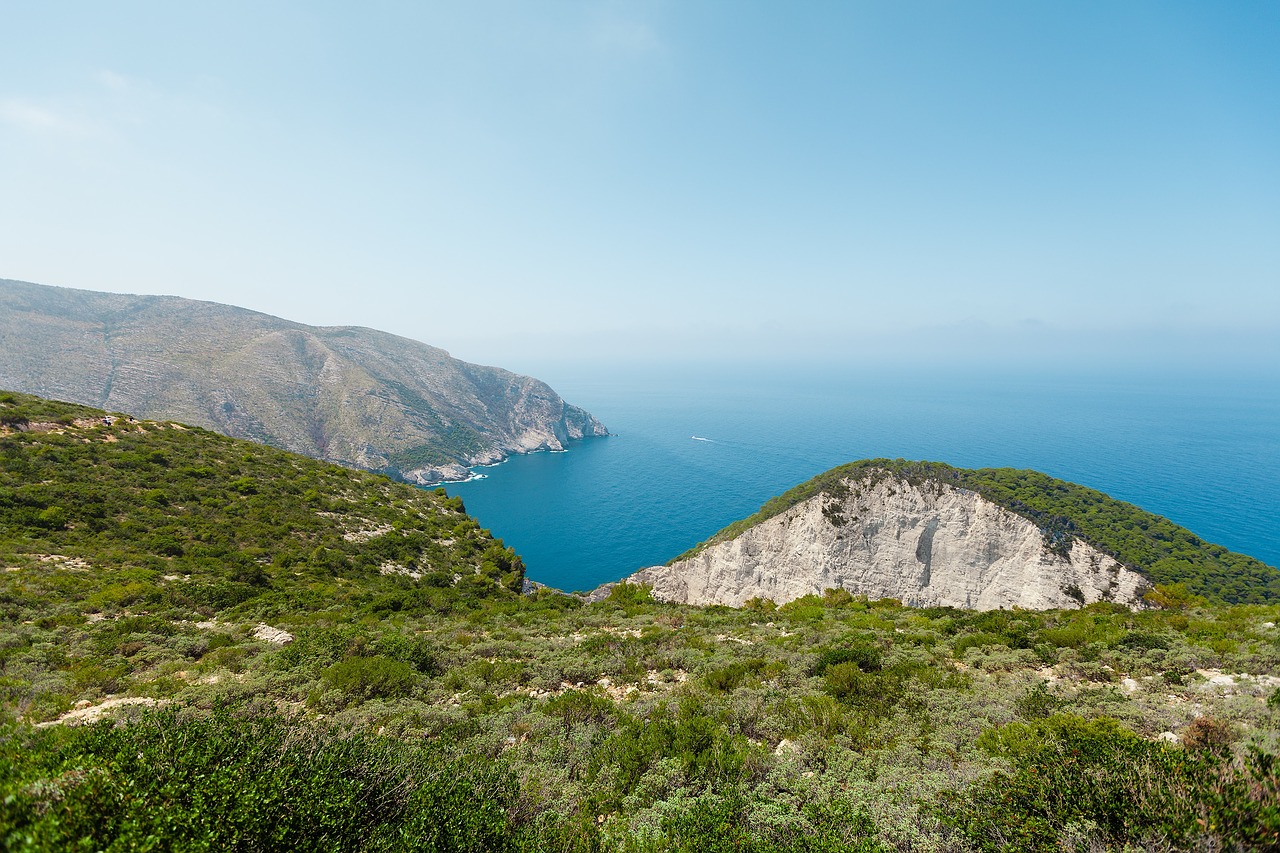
[[0, 279, 607, 481], [626, 471, 1150, 610]]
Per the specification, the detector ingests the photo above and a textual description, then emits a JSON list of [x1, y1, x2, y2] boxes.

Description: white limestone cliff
[[626, 472, 1150, 611]]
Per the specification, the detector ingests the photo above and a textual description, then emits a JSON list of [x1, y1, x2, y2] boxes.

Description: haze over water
[[447, 365, 1280, 593]]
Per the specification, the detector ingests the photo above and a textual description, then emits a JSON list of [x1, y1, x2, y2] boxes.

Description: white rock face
[[252, 623, 295, 645], [628, 473, 1150, 611]]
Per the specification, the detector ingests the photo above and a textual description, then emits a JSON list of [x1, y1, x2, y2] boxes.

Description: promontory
[[0, 278, 607, 482]]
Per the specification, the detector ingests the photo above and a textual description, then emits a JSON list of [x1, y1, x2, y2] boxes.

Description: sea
[[446, 364, 1280, 593]]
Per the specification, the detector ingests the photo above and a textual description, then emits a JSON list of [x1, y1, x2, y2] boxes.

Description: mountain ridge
[[0, 278, 607, 482]]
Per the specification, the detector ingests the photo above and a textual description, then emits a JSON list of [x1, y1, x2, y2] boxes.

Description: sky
[[2, 2, 1278, 374]]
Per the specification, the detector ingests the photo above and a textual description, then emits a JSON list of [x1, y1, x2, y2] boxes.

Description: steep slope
[[627, 460, 1279, 609], [0, 279, 607, 482]]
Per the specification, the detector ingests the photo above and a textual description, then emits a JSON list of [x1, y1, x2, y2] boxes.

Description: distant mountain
[[0, 279, 607, 482], [620, 459, 1279, 609]]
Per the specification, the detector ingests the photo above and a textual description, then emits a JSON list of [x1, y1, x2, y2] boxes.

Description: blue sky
[[2, 2, 1277, 372]]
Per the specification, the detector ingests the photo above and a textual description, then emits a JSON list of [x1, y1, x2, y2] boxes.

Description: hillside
[[640, 459, 1279, 609], [0, 278, 607, 482], [0, 390, 527, 720], [1, 396, 1278, 851]]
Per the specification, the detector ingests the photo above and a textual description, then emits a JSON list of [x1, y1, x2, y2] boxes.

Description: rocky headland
[[624, 470, 1151, 610], [0, 278, 607, 482]]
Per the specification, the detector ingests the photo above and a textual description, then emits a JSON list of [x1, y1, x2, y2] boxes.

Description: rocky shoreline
[[402, 431, 611, 487]]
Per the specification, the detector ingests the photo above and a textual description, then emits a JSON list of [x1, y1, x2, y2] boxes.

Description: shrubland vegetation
[[681, 458, 1280, 605], [1, 393, 1278, 851]]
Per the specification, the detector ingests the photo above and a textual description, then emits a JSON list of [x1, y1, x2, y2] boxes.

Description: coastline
[[414, 432, 611, 488]]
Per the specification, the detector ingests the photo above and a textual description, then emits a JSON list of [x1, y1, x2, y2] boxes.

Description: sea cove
[[448, 365, 1280, 593]]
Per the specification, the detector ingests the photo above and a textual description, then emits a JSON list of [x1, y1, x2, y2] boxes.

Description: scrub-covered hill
[[1, 396, 1278, 851], [0, 390, 526, 720]]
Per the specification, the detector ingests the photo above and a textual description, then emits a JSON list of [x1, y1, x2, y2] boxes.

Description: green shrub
[[705, 658, 772, 691], [811, 644, 882, 675], [0, 708, 526, 852], [543, 689, 616, 728], [592, 700, 749, 806], [821, 664, 903, 720], [35, 506, 68, 530], [1013, 681, 1060, 720], [658, 789, 885, 852], [322, 656, 417, 700], [954, 714, 1280, 851], [1115, 632, 1170, 651], [606, 582, 654, 606]]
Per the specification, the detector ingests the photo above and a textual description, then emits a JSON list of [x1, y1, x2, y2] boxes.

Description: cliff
[[627, 471, 1150, 610], [0, 279, 607, 481], [623, 461, 1280, 610]]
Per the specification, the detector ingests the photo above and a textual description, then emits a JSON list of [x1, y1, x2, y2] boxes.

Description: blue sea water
[[446, 365, 1280, 593]]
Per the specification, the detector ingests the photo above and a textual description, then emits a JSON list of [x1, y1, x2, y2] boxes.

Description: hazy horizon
[[3, 3, 1278, 372]]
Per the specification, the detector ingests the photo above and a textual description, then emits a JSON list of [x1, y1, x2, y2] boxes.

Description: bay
[[446, 365, 1280, 593]]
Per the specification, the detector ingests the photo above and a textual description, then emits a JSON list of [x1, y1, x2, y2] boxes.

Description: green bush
[[811, 643, 882, 675], [543, 689, 616, 728], [705, 658, 772, 691], [322, 656, 417, 700], [952, 714, 1280, 852], [0, 708, 526, 852], [1013, 681, 1060, 719], [658, 789, 885, 852]]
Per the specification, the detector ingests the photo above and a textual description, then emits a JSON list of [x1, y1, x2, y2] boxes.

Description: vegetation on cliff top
[[2, 394, 1278, 851], [675, 458, 1279, 605]]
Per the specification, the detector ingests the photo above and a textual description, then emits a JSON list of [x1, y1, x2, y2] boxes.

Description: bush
[[0, 708, 527, 852], [821, 664, 902, 718], [543, 689, 616, 728], [36, 506, 68, 530], [322, 656, 417, 700], [953, 714, 1280, 852], [606, 582, 653, 606], [705, 658, 771, 692], [1013, 682, 1060, 720], [811, 644, 882, 676], [1180, 716, 1235, 755], [658, 788, 885, 852], [592, 700, 749, 806]]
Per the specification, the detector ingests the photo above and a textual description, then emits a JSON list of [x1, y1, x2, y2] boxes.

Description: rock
[[252, 624, 294, 645], [1198, 669, 1237, 687], [774, 738, 800, 756], [1121, 678, 1140, 693], [624, 471, 1150, 610], [402, 464, 473, 486], [1158, 731, 1179, 743], [38, 696, 160, 727]]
